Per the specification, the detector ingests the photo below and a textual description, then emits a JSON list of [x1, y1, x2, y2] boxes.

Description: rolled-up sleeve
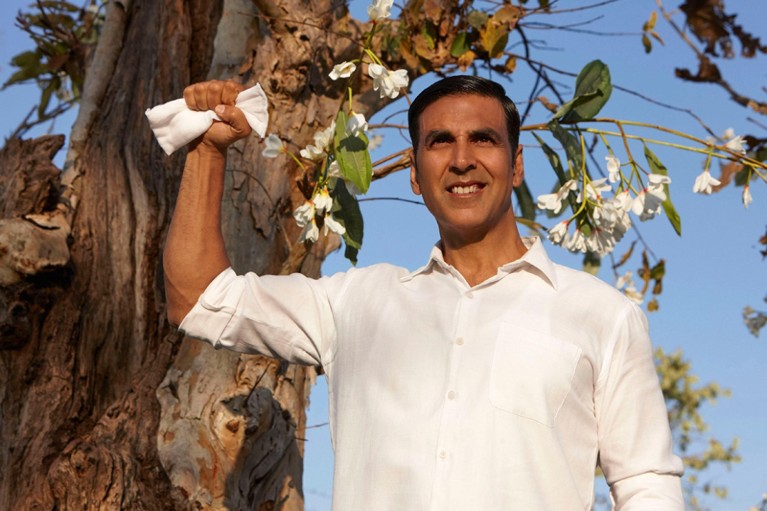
[[596, 303, 685, 510], [178, 267, 340, 367]]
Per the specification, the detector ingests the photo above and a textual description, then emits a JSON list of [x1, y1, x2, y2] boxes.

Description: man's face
[[410, 94, 524, 241]]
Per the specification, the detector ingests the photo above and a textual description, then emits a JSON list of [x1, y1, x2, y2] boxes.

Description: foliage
[[3, 0, 103, 137], [656, 348, 741, 509]]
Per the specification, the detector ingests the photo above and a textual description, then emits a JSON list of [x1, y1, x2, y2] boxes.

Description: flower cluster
[[294, 186, 346, 243], [257, 0, 410, 256], [537, 154, 674, 257]]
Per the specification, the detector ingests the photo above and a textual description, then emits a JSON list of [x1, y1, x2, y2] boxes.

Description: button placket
[[429, 291, 475, 511]]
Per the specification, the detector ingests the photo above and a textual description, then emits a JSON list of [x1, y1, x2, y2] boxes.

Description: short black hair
[[408, 75, 520, 157]]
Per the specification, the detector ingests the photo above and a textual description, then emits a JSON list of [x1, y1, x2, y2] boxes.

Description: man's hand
[[183, 80, 252, 154]]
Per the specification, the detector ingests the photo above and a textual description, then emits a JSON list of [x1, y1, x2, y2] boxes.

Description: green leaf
[[38, 79, 57, 119], [532, 132, 568, 186], [557, 60, 613, 123], [450, 32, 470, 57], [513, 179, 536, 221], [583, 251, 601, 275], [642, 33, 652, 54], [331, 181, 364, 265], [334, 111, 373, 194], [547, 119, 583, 174], [533, 132, 578, 216], [421, 23, 436, 50], [643, 145, 682, 236], [3, 50, 46, 88]]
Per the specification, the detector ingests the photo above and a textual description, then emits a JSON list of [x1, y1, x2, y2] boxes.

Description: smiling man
[[165, 75, 684, 510]]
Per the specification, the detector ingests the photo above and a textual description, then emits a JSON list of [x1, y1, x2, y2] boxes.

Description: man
[[164, 76, 684, 510]]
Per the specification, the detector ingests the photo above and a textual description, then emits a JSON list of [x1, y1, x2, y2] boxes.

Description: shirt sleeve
[[178, 267, 341, 367], [595, 302, 685, 510]]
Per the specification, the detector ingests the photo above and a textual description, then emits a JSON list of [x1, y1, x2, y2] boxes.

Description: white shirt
[[180, 238, 684, 510]]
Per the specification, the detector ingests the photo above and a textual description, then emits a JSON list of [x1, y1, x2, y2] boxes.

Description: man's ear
[[409, 148, 421, 195], [512, 144, 525, 188]]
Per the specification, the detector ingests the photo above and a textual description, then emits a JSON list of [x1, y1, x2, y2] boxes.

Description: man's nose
[[449, 139, 476, 173]]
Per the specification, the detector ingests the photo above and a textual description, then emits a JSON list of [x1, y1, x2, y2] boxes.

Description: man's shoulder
[[551, 261, 637, 311], [321, 261, 411, 285]]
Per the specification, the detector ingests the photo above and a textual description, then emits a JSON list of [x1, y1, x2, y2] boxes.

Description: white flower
[[313, 187, 333, 215], [585, 229, 605, 254], [742, 185, 752, 208], [631, 191, 662, 221], [327, 159, 343, 179], [616, 270, 633, 290], [368, 133, 383, 151], [323, 212, 346, 236], [547, 221, 569, 245], [329, 61, 357, 80], [605, 155, 621, 183], [294, 201, 319, 243], [293, 201, 315, 227], [537, 179, 577, 214], [647, 174, 671, 189], [631, 173, 670, 221], [299, 217, 320, 243], [615, 270, 644, 303], [566, 229, 587, 253], [722, 127, 735, 141], [368, 63, 409, 99], [692, 170, 721, 194], [346, 112, 368, 137], [368, 0, 394, 20], [300, 144, 326, 160], [581, 177, 611, 202], [612, 189, 633, 213], [300, 124, 336, 161], [624, 283, 644, 304], [725, 134, 746, 154], [314, 123, 335, 149], [262, 134, 284, 158]]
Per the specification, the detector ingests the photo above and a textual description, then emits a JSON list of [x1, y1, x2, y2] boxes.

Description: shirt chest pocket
[[489, 323, 582, 427]]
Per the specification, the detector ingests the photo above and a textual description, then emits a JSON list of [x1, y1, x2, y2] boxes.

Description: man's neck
[[439, 218, 528, 287]]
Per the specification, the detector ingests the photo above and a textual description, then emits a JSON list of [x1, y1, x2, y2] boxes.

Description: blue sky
[[1, 1, 765, 510]]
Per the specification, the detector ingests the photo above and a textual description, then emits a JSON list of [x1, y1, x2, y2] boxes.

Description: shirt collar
[[400, 237, 558, 290]]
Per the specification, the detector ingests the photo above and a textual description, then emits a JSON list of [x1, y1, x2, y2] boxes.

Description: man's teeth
[[451, 184, 480, 194]]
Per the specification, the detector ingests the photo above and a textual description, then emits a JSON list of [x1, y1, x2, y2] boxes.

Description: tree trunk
[[0, 0, 462, 508], [1, 0, 338, 509]]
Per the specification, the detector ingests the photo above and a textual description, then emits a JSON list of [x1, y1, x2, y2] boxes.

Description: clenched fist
[[183, 80, 252, 153]]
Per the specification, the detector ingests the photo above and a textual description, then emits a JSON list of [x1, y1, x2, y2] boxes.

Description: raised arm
[[163, 80, 253, 325]]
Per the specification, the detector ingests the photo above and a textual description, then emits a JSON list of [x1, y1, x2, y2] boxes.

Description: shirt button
[[439, 450, 447, 460], [455, 337, 464, 346], [465, 291, 474, 299], [447, 390, 456, 400]]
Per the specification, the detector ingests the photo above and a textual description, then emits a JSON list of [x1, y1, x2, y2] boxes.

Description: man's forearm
[[164, 144, 232, 325]]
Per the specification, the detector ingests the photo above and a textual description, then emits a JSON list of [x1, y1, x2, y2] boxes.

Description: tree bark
[[0, 0, 462, 508]]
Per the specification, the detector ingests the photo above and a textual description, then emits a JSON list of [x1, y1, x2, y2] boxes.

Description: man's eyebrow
[[469, 128, 502, 140], [423, 129, 453, 145]]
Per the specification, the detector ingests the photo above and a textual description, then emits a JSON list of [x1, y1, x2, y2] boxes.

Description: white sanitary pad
[[145, 83, 269, 155]]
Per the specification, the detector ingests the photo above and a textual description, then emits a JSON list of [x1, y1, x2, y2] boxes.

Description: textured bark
[[0, 0, 461, 509]]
